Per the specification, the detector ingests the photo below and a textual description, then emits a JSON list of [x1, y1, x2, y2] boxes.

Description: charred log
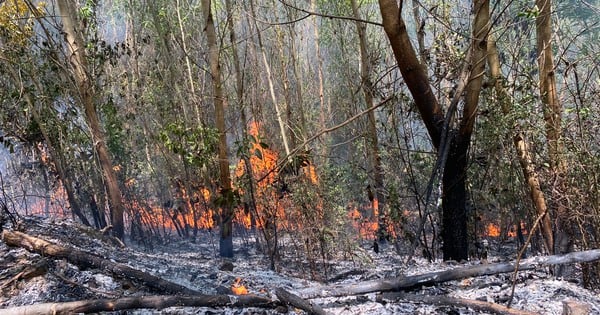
[[1, 230, 201, 295], [275, 288, 328, 315], [0, 294, 276, 315], [379, 292, 540, 315], [294, 249, 600, 299]]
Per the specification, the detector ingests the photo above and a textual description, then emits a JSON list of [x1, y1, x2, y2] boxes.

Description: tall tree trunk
[[248, 0, 291, 159], [536, 0, 564, 174], [378, 0, 489, 260], [536, 0, 569, 257], [310, 0, 328, 161], [56, 0, 125, 239], [224, 0, 258, 227], [202, 0, 234, 258], [487, 39, 554, 254], [350, 0, 387, 242]]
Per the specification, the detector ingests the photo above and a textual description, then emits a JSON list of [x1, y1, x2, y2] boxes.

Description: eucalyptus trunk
[[202, 0, 234, 258], [56, 0, 125, 239], [350, 0, 387, 243]]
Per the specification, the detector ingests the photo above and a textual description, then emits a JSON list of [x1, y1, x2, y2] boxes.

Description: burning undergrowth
[[1, 216, 600, 314]]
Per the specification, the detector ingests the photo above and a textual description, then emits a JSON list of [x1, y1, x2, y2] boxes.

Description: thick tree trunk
[[377, 0, 444, 148], [202, 0, 234, 258], [56, 0, 125, 240], [378, 0, 489, 261], [441, 133, 470, 260]]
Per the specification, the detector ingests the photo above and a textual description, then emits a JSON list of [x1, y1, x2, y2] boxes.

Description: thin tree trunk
[[224, 0, 258, 226], [248, 0, 291, 158], [56, 0, 125, 238], [487, 39, 554, 254], [176, 0, 201, 124], [310, 0, 327, 161], [514, 134, 554, 254], [202, 0, 234, 257], [350, 0, 387, 242], [535, 0, 564, 173]]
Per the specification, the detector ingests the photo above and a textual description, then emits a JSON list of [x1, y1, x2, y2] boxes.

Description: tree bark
[[0, 294, 275, 315], [1, 230, 200, 295], [514, 134, 554, 253], [487, 39, 554, 255], [378, 0, 489, 261], [535, 0, 564, 173], [351, 0, 387, 242], [56, 0, 125, 240], [377, 0, 444, 148], [202, 0, 234, 258], [294, 248, 600, 299]]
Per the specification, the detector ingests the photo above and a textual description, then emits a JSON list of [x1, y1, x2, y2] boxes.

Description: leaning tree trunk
[[56, 0, 125, 239], [202, 0, 234, 258]]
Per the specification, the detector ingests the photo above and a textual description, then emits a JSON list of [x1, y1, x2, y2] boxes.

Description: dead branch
[[294, 249, 600, 299], [0, 294, 275, 315], [1, 230, 200, 295], [0, 259, 48, 290], [380, 292, 540, 315], [275, 287, 328, 315]]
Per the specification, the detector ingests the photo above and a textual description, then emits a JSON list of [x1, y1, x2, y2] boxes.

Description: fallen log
[[294, 249, 600, 299], [380, 292, 540, 315], [0, 294, 276, 315], [1, 230, 200, 295], [275, 288, 328, 315]]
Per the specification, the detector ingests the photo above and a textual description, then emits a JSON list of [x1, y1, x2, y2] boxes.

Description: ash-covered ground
[[1, 216, 599, 314]]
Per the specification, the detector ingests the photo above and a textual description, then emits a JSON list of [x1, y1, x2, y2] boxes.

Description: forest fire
[[17, 121, 387, 242]]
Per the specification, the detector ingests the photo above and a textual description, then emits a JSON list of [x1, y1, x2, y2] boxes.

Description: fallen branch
[[1, 230, 200, 295], [0, 294, 275, 315], [275, 288, 328, 315], [294, 249, 600, 299], [380, 292, 540, 315], [0, 259, 48, 290]]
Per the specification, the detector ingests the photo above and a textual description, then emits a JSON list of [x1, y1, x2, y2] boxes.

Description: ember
[[231, 278, 248, 295]]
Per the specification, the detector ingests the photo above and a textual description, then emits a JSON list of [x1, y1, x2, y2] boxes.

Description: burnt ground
[[1, 216, 599, 314]]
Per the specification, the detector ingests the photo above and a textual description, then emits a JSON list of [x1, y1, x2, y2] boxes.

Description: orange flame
[[486, 223, 501, 237], [231, 278, 248, 295]]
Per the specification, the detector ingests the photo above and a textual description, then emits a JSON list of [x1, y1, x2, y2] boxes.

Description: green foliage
[[159, 122, 219, 167], [100, 97, 128, 163]]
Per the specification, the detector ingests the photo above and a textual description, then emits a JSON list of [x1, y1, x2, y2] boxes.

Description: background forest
[[0, 0, 599, 288]]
